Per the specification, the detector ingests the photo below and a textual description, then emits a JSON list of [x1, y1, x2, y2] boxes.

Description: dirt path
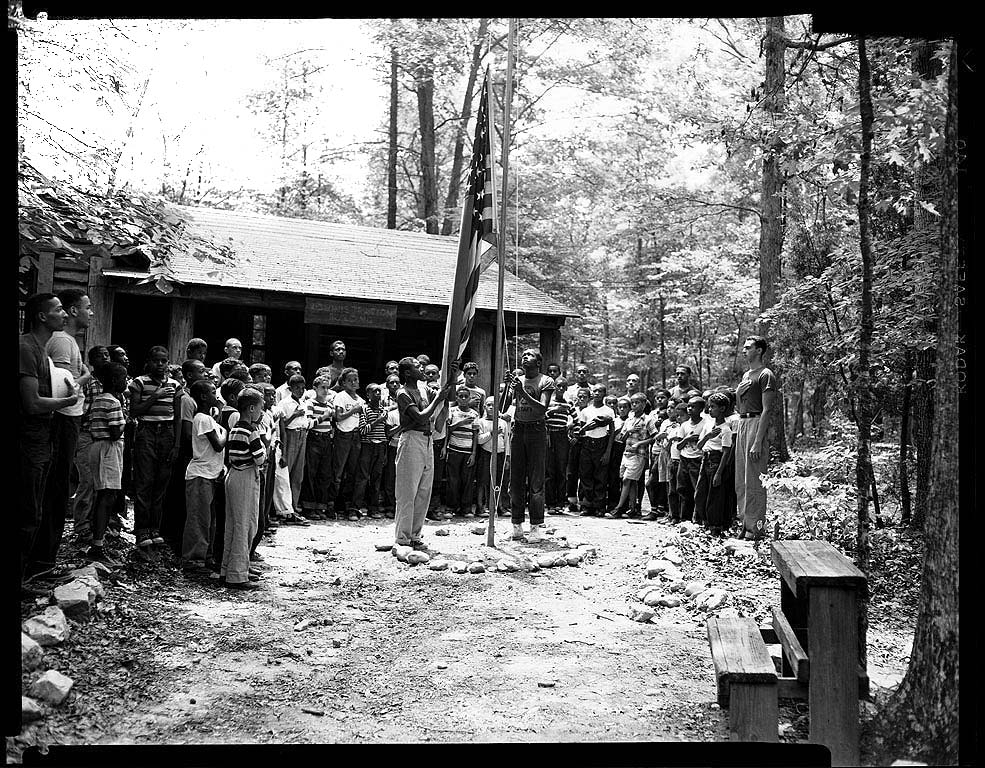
[[16, 503, 913, 754]]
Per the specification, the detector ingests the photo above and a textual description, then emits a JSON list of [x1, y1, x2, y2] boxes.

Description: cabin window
[[251, 313, 266, 363]]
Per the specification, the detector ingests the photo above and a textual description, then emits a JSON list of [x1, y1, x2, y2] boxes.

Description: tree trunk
[[882, 41, 960, 765], [854, 35, 875, 674], [658, 295, 666, 388], [809, 377, 828, 436], [441, 18, 488, 236], [415, 54, 439, 235], [757, 16, 787, 330], [387, 45, 398, 229], [899, 351, 912, 526]]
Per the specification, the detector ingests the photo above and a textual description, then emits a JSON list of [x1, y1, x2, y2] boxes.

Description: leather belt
[[739, 412, 761, 419]]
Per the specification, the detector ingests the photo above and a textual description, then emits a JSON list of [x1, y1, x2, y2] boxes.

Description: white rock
[[521, 560, 540, 572], [67, 565, 100, 581], [496, 559, 519, 572], [696, 588, 728, 611], [73, 574, 105, 600], [407, 551, 431, 565], [536, 554, 556, 569], [22, 607, 71, 646], [732, 547, 758, 559], [657, 596, 682, 608], [450, 561, 469, 574], [22, 633, 43, 670], [576, 544, 597, 557], [53, 580, 96, 618], [393, 545, 413, 562], [661, 547, 683, 565], [470, 525, 485, 535], [89, 560, 113, 577], [428, 559, 449, 571], [631, 609, 655, 623], [659, 567, 683, 583], [293, 618, 315, 631], [374, 542, 393, 551], [666, 581, 685, 593], [22, 696, 43, 722], [637, 587, 659, 602], [645, 559, 671, 578], [467, 562, 485, 574], [551, 555, 569, 568], [643, 592, 664, 607], [29, 670, 73, 705], [723, 538, 753, 554], [564, 553, 583, 566], [433, 528, 450, 537], [684, 581, 709, 598]]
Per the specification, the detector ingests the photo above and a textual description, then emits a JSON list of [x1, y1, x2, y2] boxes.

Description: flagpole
[[488, 18, 515, 548]]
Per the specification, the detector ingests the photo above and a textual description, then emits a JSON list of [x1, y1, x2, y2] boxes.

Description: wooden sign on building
[[304, 297, 397, 329]]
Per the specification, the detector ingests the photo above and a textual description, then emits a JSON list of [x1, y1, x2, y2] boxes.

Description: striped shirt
[[82, 377, 104, 431], [447, 406, 478, 453], [305, 397, 335, 434], [129, 375, 180, 422], [89, 392, 126, 441], [226, 421, 266, 470], [361, 403, 387, 443], [545, 401, 574, 431]]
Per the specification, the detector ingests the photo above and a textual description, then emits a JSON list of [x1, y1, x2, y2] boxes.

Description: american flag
[[441, 72, 497, 372]]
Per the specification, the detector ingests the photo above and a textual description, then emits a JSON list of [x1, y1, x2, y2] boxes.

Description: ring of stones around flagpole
[[373, 527, 599, 575]]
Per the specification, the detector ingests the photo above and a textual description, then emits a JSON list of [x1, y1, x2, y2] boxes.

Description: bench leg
[[729, 682, 777, 742]]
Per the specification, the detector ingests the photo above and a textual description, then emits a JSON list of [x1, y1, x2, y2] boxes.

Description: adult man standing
[[186, 338, 208, 364], [275, 361, 303, 403], [326, 340, 347, 389], [564, 363, 591, 405], [20, 293, 83, 584], [29, 289, 93, 579], [625, 373, 652, 414], [734, 336, 777, 539], [668, 365, 698, 401], [210, 338, 242, 382]]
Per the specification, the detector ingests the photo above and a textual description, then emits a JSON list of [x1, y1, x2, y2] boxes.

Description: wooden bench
[[771, 540, 868, 766], [705, 541, 868, 764], [706, 616, 778, 742]]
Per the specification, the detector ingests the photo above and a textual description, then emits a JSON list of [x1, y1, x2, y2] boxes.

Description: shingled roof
[[102, 205, 577, 318]]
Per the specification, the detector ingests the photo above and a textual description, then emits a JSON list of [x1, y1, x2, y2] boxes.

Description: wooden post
[[86, 255, 115, 349], [808, 586, 859, 766], [539, 327, 561, 373], [37, 251, 55, 293], [470, 320, 494, 396], [729, 682, 778, 742], [167, 297, 195, 362]]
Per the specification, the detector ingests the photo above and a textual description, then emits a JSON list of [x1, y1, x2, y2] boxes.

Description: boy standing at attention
[[444, 385, 479, 517], [223, 388, 266, 591], [129, 346, 181, 556], [666, 401, 688, 522], [675, 395, 710, 523], [330, 368, 365, 521], [508, 349, 555, 541], [693, 392, 733, 536], [181, 379, 226, 575], [574, 384, 614, 518], [476, 395, 510, 518], [276, 374, 310, 518], [461, 361, 486, 411], [544, 378, 573, 513], [381, 375, 402, 518], [300, 376, 335, 520], [353, 383, 388, 519], [85, 363, 128, 566], [607, 393, 657, 519]]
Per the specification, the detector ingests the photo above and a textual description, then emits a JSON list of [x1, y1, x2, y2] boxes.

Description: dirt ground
[[14, 495, 915, 758]]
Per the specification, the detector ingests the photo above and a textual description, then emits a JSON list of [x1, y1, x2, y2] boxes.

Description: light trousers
[[734, 416, 768, 535], [394, 430, 433, 546]]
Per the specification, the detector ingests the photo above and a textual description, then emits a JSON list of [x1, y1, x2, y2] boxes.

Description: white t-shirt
[[275, 397, 308, 430], [699, 419, 733, 452], [477, 416, 510, 454], [47, 331, 85, 417], [334, 390, 364, 433], [579, 404, 615, 439], [186, 412, 227, 480], [679, 416, 710, 460]]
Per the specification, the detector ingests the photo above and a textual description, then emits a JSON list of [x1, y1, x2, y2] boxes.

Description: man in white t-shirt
[[574, 383, 614, 516], [210, 338, 242, 382], [675, 395, 710, 523], [329, 367, 365, 520], [33, 289, 91, 576]]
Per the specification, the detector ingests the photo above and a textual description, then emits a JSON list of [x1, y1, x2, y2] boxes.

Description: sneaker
[[411, 540, 429, 551], [462, 510, 474, 518], [347, 512, 360, 522], [250, 552, 264, 562], [606, 510, 625, 519], [644, 512, 659, 521], [442, 511, 455, 520], [526, 525, 545, 542], [137, 535, 154, 548], [357, 507, 369, 516], [426, 510, 443, 521], [511, 524, 525, 541], [150, 532, 165, 545]]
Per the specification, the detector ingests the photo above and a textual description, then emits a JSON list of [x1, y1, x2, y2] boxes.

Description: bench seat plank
[[771, 541, 867, 599]]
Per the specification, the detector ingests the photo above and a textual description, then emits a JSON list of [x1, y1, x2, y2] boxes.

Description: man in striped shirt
[[544, 378, 574, 513], [223, 388, 266, 590], [72, 345, 110, 547], [128, 345, 181, 553], [353, 383, 388, 518]]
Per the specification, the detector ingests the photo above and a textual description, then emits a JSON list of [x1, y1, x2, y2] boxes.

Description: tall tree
[[854, 34, 875, 672], [387, 43, 399, 229], [880, 39, 960, 765]]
